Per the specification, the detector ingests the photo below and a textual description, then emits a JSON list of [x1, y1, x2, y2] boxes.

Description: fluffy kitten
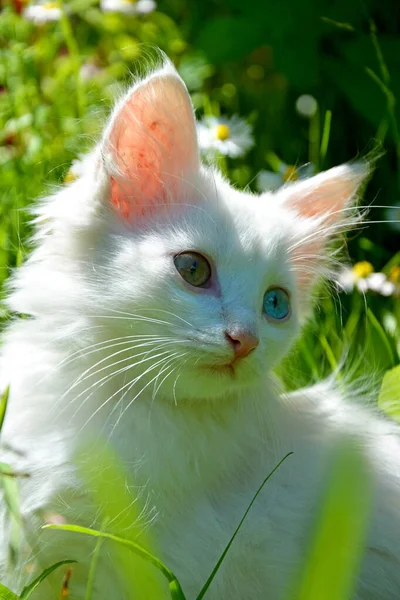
[[0, 60, 399, 600]]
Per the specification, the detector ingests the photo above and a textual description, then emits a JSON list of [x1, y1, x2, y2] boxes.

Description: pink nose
[[225, 329, 259, 359]]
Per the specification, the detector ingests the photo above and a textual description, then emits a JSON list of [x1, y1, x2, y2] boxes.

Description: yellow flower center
[[64, 170, 77, 183], [282, 165, 298, 182], [215, 124, 230, 141], [352, 261, 374, 279], [389, 265, 400, 284], [43, 2, 59, 8]]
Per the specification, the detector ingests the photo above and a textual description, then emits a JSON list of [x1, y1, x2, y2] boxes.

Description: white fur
[[0, 61, 399, 600]]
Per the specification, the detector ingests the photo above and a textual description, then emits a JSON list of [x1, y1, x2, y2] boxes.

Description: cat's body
[[0, 61, 399, 599]]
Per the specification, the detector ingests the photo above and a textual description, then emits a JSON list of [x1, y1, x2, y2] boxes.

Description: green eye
[[263, 288, 290, 321], [174, 252, 211, 288]]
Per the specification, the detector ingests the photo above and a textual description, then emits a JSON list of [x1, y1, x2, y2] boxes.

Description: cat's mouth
[[204, 361, 236, 376]]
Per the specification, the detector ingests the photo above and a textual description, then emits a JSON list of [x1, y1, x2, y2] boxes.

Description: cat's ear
[[101, 62, 200, 220], [282, 163, 369, 291]]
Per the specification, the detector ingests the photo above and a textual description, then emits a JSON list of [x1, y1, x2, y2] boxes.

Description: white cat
[[0, 60, 399, 600]]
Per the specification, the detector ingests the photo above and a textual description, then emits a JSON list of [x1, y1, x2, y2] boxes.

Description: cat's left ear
[[281, 163, 369, 289], [101, 62, 200, 220]]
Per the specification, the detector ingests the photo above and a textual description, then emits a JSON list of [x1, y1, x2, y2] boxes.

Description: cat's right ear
[[101, 62, 200, 221]]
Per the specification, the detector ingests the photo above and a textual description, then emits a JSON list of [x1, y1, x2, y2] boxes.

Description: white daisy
[[337, 262, 397, 296], [337, 262, 374, 294], [196, 116, 254, 159], [100, 0, 156, 15], [385, 205, 400, 232], [23, 1, 61, 23], [257, 162, 315, 192], [366, 273, 395, 296]]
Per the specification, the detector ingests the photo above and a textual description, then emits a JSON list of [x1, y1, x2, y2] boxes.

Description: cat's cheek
[[263, 318, 301, 366]]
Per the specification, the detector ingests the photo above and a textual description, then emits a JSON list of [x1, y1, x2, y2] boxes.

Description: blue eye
[[263, 288, 290, 321]]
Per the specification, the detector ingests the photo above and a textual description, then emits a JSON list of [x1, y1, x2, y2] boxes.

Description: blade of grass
[[0, 462, 22, 564], [78, 443, 165, 599], [309, 108, 320, 171], [0, 582, 18, 600], [367, 17, 400, 184], [20, 560, 77, 600], [369, 19, 390, 85], [0, 386, 9, 435], [85, 518, 108, 600], [319, 110, 332, 169], [382, 250, 400, 272], [365, 66, 400, 188], [378, 364, 400, 421], [319, 335, 342, 381], [298, 339, 320, 380], [290, 441, 372, 600], [265, 151, 283, 172], [367, 308, 396, 367], [42, 524, 186, 600], [196, 452, 293, 600], [320, 17, 355, 31]]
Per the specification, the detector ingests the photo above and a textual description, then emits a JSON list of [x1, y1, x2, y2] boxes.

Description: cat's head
[[22, 61, 368, 403]]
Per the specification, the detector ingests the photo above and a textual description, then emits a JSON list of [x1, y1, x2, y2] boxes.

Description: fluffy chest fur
[[2, 342, 400, 600]]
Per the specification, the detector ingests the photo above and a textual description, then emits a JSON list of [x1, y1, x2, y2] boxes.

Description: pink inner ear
[[284, 164, 367, 292], [284, 164, 366, 222], [107, 72, 200, 220]]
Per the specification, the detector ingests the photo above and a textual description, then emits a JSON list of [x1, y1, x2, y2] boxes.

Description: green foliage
[[42, 450, 292, 599], [0, 461, 22, 565], [289, 442, 372, 600], [0, 386, 23, 566], [196, 452, 293, 600], [0, 386, 10, 433], [0, 561, 77, 599], [43, 524, 186, 600], [379, 364, 400, 420], [77, 443, 171, 598], [0, 582, 18, 600], [19, 560, 77, 599]]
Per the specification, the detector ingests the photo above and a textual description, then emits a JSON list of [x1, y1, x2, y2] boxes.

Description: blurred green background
[[0, 0, 399, 391]]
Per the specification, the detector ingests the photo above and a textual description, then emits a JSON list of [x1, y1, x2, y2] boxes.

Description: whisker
[[72, 338, 181, 389], [138, 308, 195, 329], [103, 351, 187, 435], [39, 334, 176, 386], [117, 351, 188, 416], [104, 307, 196, 331], [148, 358, 187, 417], [90, 313, 173, 327], [54, 339, 181, 411], [288, 219, 364, 252], [72, 348, 179, 427], [66, 343, 183, 410], [152, 352, 188, 400], [172, 355, 191, 406], [117, 351, 186, 411]]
